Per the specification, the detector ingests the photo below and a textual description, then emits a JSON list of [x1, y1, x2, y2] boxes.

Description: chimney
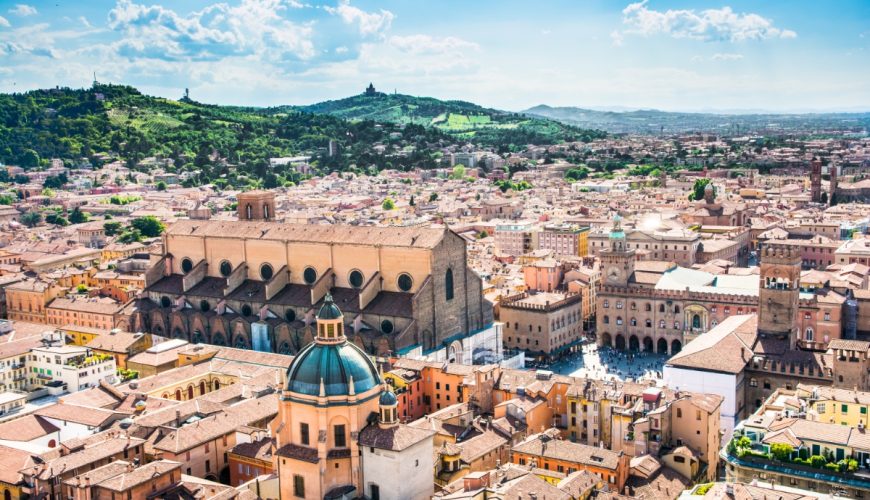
[[175, 410, 182, 427]]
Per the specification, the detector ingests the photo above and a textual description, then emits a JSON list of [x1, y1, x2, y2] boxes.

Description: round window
[[241, 304, 252, 317], [285, 309, 296, 322], [181, 258, 193, 274], [381, 320, 394, 334], [219, 260, 232, 277], [160, 296, 171, 308], [200, 300, 210, 312], [260, 263, 274, 281], [303, 267, 318, 285], [397, 273, 413, 292], [349, 270, 364, 288]]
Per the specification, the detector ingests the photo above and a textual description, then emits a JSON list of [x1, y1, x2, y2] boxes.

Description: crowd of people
[[552, 343, 666, 385]]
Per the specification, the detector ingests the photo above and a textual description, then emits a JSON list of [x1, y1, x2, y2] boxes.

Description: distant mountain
[[296, 92, 605, 145], [523, 104, 870, 134]]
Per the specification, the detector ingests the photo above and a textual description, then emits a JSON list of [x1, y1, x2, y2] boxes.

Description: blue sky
[[0, 0, 868, 111]]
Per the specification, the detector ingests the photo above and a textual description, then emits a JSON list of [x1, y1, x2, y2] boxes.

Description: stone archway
[[600, 332, 612, 348], [615, 335, 626, 350], [657, 338, 668, 355], [671, 339, 682, 355], [642, 336, 654, 352], [448, 340, 463, 364], [628, 335, 640, 352]]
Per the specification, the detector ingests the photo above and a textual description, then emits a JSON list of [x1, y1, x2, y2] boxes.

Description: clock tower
[[601, 215, 635, 288]]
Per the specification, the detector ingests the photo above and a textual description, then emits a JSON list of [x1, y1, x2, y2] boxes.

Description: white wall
[[663, 365, 738, 435], [361, 433, 434, 500]]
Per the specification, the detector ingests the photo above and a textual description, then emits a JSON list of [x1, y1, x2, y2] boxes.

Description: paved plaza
[[550, 343, 669, 386]]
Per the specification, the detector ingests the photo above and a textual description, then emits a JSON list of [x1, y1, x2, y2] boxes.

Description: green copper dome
[[317, 293, 343, 320], [286, 340, 381, 397]]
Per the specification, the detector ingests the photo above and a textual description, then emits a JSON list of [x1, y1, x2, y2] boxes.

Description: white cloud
[[617, 1, 796, 43], [711, 52, 743, 61], [107, 0, 315, 61], [610, 30, 624, 46], [78, 16, 91, 28], [325, 0, 394, 37], [0, 15, 9, 27], [335, 46, 348, 53], [9, 4, 37, 16]]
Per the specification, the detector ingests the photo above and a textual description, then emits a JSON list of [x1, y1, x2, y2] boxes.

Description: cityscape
[[0, 1, 869, 499]]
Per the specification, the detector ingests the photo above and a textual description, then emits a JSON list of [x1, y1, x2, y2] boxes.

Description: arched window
[[199, 381, 206, 395], [659, 304, 665, 313], [645, 303, 651, 312], [285, 309, 296, 322], [219, 260, 232, 277], [692, 314, 701, 329], [260, 263, 274, 281], [630, 318, 637, 326], [645, 319, 652, 328], [805, 328, 814, 341], [241, 304, 252, 317], [616, 317, 623, 325], [263, 203, 270, 219], [349, 270, 364, 288], [175, 389, 182, 400], [160, 296, 172, 308], [200, 300, 210, 312], [445, 268, 454, 301], [245, 204, 252, 220], [397, 273, 413, 292], [381, 320, 394, 334], [181, 258, 193, 274], [214, 379, 221, 390], [303, 267, 318, 285], [187, 385, 194, 399], [603, 316, 610, 325]]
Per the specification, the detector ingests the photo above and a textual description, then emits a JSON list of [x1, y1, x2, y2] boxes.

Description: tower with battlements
[[758, 243, 801, 348]]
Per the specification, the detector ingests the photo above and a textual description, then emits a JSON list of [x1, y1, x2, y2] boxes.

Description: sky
[[0, 0, 868, 112]]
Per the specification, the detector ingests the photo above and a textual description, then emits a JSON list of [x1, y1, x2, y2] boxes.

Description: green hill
[[298, 92, 605, 145], [0, 84, 448, 183]]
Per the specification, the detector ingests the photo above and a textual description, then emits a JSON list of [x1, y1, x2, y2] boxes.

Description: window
[[205, 460, 210, 472], [381, 320, 394, 334], [842, 404, 849, 414], [260, 263, 274, 281], [160, 296, 172, 308], [445, 268, 454, 301], [181, 258, 193, 274], [200, 300, 210, 312], [293, 475, 305, 498], [603, 316, 609, 324], [300, 423, 310, 446], [285, 309, 296, 322], [371, 484, 380, 500], [219, 260, 232, 277], [303, 266, 318, 284], [241, 304, 253, 317], [397, 273, 413, 292], [334, 424, 346, 447], [677, 408, 682, 418], [349, 270, 364, 288]]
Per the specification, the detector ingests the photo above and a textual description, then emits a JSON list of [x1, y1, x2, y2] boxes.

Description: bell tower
[[758, 243, 800, 347], [601, 215, 635, 288]]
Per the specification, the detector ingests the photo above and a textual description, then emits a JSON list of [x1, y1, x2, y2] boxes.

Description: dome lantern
[[378, 387, 399, 428], [315, 293, 345, 344]]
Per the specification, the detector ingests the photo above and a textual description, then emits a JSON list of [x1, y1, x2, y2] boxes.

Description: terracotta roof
[[166, 219, 447, 249], [512, 433, 622, 471], [35, 403, 122, 427], [0, 414, 59, 441], [275, 443, 318, 463], [666, 315, 756, 374], [358, 423, 435, 452]]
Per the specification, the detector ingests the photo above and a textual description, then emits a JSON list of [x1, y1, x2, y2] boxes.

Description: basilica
[[127, 191, 498, 363]]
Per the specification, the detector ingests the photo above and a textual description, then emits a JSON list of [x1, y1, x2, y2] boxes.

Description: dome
[[379, 390, 397, 406], [317, 293, 342, 320], [286, 340, 380, 397]]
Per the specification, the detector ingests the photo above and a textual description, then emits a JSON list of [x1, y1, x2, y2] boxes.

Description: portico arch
[[628, 335, 640, 352], [615, 334, 626, 350], [671, 339, 682, 354], [657, 338, 668, 354], [642, 336, 653, 352]]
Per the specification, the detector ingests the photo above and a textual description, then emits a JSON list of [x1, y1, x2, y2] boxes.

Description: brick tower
[[237, 190, 276, 221], [810, 159, 822, 203], [758, 243, 801, 348]]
